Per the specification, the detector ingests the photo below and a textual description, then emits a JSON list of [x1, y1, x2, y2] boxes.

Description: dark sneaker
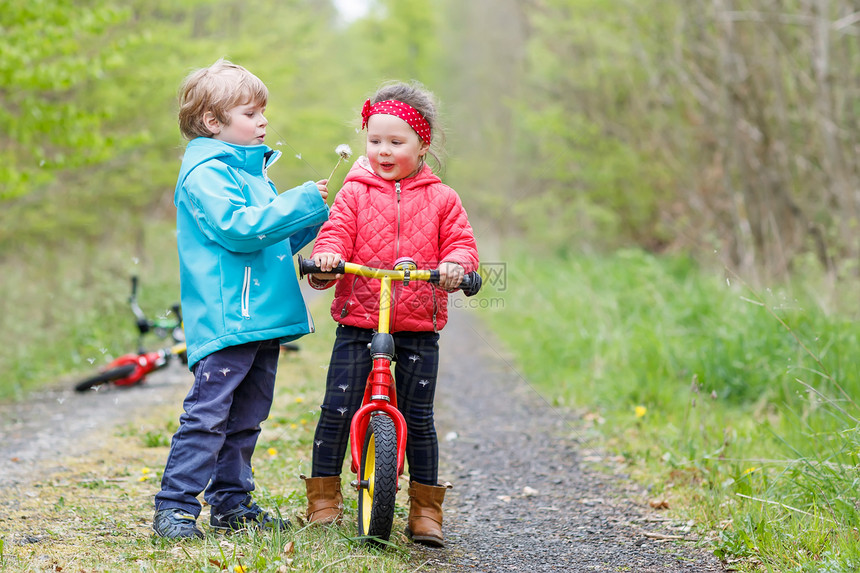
[[153, 508, 204, 539], [210, 497, 290, 532]]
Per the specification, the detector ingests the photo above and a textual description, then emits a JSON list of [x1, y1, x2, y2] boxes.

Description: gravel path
[[0, 297, 727, 572], [416, 305, 727, 572], [0, 365, 192, 489]]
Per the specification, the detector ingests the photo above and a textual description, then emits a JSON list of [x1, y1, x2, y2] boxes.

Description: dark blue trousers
[[311, 325, 441, 485], [154, 339, 280, 516]]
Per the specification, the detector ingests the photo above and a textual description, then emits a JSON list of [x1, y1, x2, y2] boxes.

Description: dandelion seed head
[[335, 144, 352, 159]]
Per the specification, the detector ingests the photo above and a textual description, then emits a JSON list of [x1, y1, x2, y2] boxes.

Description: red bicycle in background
[[73, 277, 187, 392], [298, 255, 481, 545]]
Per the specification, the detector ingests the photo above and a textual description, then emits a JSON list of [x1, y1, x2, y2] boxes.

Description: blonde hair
[[178, 59, 268, 140]]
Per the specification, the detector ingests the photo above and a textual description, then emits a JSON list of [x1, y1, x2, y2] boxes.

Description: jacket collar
[[344, 156, 440, 191]]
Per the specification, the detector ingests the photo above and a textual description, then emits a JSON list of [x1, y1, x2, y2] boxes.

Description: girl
[[303, 81, 479, 547]]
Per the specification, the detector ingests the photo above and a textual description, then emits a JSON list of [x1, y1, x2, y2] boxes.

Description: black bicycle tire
[[357, 414, 399, 545], [73, 363, 137, 392]]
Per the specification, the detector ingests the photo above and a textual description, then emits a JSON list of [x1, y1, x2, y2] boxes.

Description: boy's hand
[[316, 179, 329, 201], [437, 262, 464, 291], [312, 252, 343, 280]]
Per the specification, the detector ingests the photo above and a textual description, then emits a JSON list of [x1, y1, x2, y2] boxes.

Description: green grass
[[0, 299, 424, 572], [0, 220, 181, 401], [6, 231, 860, 571], [478, 247, 860, 572]]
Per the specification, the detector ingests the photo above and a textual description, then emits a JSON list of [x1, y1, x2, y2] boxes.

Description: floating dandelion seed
[[87, 358, 96, 364], [327, 144, 353, 182], [219, 368, 231, 376], [338, 384, 349, 392], [337, 407, 349, 416], [409, 354, 420, 363]]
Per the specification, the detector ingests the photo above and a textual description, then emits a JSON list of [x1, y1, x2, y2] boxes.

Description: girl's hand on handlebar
[[312, 252, 343, 280], [437, 262, 465, 291]]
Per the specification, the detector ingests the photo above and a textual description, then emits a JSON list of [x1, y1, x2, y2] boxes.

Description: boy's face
[[365, 114, 429, 181], [206, 102, 267, 146]]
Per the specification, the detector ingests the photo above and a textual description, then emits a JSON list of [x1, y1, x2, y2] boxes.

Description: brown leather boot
[[301, 474, 343, 525], [405, 481, 451, 547]]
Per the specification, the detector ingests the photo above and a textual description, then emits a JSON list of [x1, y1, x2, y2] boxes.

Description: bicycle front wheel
[[73, 364, 136, 392], [357, 413, 399, 545]]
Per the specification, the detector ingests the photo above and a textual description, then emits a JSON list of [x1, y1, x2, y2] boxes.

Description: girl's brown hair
[[370, 80, 446, 172]]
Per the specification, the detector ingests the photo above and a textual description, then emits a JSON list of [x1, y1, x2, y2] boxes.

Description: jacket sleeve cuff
[[308, 275, 334, 290]]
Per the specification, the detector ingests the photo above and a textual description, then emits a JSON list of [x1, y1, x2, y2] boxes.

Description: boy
[[153, 59, 329, 539]]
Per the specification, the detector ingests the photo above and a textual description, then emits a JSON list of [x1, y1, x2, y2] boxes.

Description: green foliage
[[481, 245, 860, 570], [0, 0, 136, 199]]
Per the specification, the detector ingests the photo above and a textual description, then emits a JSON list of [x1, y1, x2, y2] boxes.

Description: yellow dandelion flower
[[742, 467, 758, 476], [289, 423, 298, 430], [634, 405, 647, 418], [141, 467, 151, 474], [267, 447, 278, 457], [234, 565, 246, 573], [300, 419, 308, 425], [294, 397, 304, 404]]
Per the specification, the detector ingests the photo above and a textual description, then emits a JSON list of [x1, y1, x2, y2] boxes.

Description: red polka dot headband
[[361, 99, 432, 144]]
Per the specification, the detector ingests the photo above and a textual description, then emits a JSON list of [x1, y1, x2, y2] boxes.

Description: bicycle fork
[[350, 275, 408, 481]]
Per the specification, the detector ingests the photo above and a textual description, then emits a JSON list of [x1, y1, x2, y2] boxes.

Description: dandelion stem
[[327, 158, 344, 182]]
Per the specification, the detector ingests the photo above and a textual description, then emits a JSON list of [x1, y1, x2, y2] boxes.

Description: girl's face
[[365, 113, 429, 181], [207, 102, 268, 146]]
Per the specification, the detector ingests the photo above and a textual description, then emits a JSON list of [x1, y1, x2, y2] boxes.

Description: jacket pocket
[[241, 265, 252, 319]]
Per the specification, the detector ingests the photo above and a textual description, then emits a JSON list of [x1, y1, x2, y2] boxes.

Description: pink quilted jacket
[[310, 157, 479, 332]]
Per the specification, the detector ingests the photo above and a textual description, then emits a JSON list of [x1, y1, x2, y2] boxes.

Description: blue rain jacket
[[174, 137, 329, 367]]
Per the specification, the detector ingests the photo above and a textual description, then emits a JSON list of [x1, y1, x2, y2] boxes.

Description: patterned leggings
[[311, 324, 441, 485]]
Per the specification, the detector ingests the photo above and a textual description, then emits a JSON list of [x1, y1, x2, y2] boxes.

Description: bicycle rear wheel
[[74, 364, 136, 392], [357, 413, 399, 545]]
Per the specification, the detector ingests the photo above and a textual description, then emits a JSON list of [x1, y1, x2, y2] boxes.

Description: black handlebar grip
[[297, 255, 345, 278], [459, 271, 482, 297]]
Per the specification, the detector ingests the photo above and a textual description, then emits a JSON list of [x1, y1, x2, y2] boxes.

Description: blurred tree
[[0, 0, 134, 200]]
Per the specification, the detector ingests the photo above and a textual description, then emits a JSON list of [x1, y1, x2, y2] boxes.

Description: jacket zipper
[[242, 266, 251, 318], [392, 181, 402, 329], [432, 288, 438, 332], [395, 181, 402, 258]]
